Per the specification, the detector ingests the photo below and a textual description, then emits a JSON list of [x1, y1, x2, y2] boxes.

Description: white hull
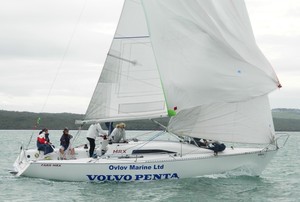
[[13, 140, 277, 182]]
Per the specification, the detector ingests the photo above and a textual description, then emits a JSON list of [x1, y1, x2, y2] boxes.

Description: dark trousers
[[87, 137, 96, 157], [37, 142, 54, 155], [208, 143, 226, 153]]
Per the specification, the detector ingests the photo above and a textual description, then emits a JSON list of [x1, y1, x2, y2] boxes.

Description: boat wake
[[201, 167, 260, 179]]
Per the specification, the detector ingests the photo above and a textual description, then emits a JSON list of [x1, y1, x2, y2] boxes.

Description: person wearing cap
[[110, 123, 127, 143], [59, 127, 75, 159], [86, 123, 107, 157]]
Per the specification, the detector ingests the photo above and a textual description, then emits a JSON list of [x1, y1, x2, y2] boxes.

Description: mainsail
[[83, 0, 280, 144], [84, 0, 167, 123]]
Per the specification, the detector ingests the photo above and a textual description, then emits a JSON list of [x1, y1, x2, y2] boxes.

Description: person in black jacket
[[59, 128, 75, 159], [207, 140, 226, 156]]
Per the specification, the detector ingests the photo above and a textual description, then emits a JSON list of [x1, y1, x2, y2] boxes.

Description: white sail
[[167, 95, 275, 144], [84, 0, 167, 123], [141, 0, 280, 144], [141, 0, 280, 110]]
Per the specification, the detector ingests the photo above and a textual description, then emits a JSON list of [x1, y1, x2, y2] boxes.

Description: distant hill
[[0, 110, 168, 130], [0, 108, 300, 131], [272, 108, 300, 131], [0, 110, 84, 130]]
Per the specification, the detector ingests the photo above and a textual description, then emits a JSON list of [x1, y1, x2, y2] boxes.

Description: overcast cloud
[[0, 0, 299, 114]]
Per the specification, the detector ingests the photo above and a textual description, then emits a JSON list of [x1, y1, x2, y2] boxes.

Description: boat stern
[[12, 145, 32, 177]]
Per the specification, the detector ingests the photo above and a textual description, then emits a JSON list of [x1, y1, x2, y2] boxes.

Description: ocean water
[[0, 130, 299, 202]]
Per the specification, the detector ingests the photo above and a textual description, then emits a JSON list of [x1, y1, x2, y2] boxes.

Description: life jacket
[[37, 132, 47, 144]]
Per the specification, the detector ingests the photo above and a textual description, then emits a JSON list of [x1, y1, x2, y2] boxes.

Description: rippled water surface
[[0, 130, 299, 202]]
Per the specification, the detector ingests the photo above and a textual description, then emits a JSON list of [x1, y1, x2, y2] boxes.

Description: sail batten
[[114, 36, 150, 39]]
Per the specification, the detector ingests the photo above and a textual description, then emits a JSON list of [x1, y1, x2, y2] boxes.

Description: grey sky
[[0, 0, 299, 114]]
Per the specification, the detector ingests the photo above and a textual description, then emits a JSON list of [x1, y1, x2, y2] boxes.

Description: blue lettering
[[87, 175, 97, 181], [87, 173, 179, 182], [154, 164, 164, 169], [171, 173, 179, 179], [162, 173, 170, 179], [123, 175, 132, 181], [135, 174, 144, 180], [97, 175, 106, 181], [109, 165, 128, 170], [114, 175, 123, 181], [106, 175, 113, 181], [144, 174, 152, 180], [130, 165, 151, 170], [153, 174, 162, 180]]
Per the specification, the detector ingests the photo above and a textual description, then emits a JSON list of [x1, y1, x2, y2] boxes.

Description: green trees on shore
[[1, 109, 300, 131]]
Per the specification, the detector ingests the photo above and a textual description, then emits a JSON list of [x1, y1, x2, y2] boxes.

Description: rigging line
[[132, 131, 166, 151], [131, 130, 160, 139], [101, 67, 162, 90], [110, 131, 158, 152], [39, 0, 88, 113], [26, 0, 87, 150], [71, 126, 83, 145], [26, 117, 41, 149]]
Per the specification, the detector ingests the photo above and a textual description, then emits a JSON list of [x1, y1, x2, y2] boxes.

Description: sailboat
[[13, 0, 286, 182]]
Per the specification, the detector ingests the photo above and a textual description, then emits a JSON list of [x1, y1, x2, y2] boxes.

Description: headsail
[[141, 0, 280, 144], [142, 0, 280, 109], [82, 0, 167, 124], [167, 95, 275, 144]]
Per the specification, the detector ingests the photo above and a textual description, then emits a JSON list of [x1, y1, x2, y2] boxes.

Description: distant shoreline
[[1, 108, 300, 131]]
